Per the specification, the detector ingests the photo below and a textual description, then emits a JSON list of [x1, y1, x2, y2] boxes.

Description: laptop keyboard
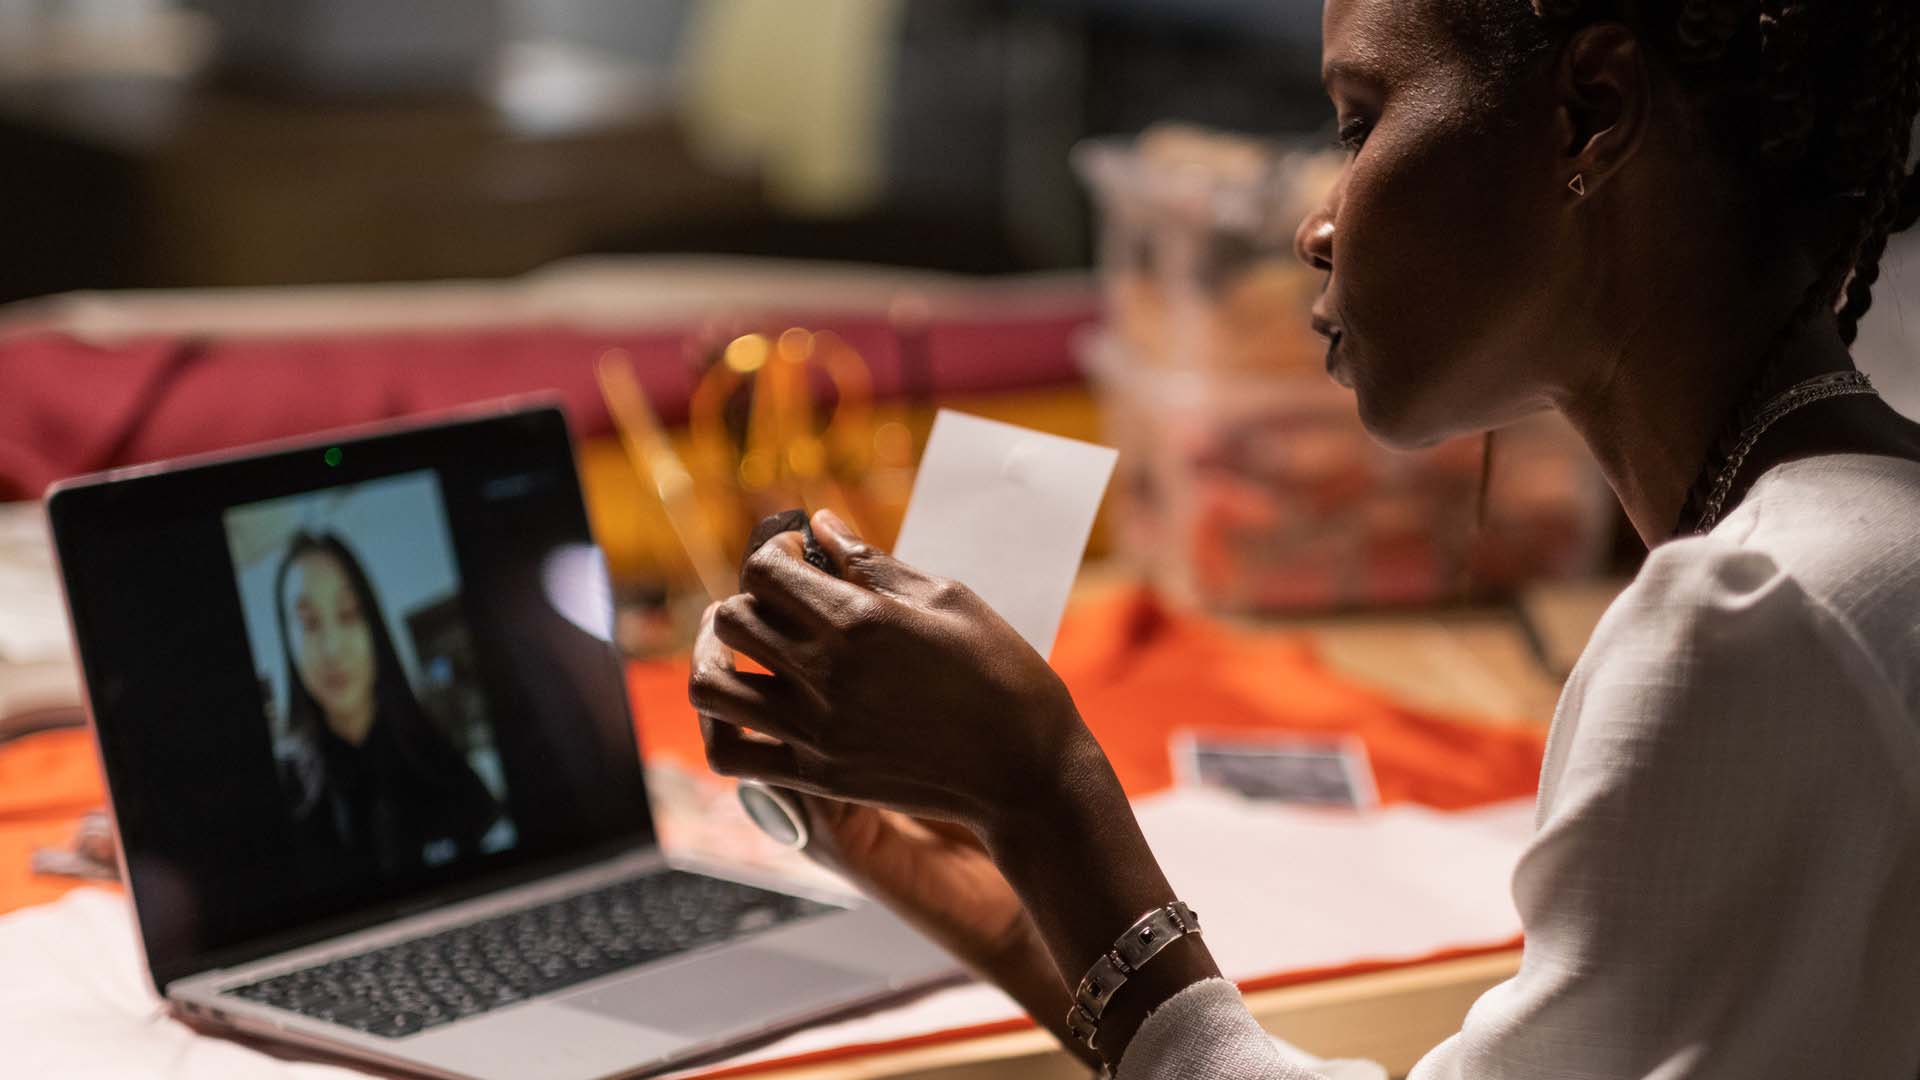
[[225, 869, 835, 1038]]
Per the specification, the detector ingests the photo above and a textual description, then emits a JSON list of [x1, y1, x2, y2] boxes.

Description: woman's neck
[[1554, 250, 1854, 546]]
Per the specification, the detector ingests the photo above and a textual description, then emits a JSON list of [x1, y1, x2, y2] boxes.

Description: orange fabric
[[0, 728, 119, 915], [631, 587, 1548, 808], [0, 727, 104, 819]]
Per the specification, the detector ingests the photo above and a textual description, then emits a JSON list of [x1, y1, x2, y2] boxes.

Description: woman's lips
[[1310, 313, 1351, 386]]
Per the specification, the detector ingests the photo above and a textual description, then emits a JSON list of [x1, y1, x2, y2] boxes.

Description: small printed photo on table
[[224, 470, 518, 877], [1172, 729, 1379, 809]]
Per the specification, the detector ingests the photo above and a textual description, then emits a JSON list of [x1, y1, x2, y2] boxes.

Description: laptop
[[45, 399, 956, 1080]]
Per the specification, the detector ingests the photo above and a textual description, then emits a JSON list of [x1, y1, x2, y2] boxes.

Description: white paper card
[[891, 410, 1118, 657]]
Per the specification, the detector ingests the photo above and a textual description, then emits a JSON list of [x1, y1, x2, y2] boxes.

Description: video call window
[[224, 470, 518, 877]]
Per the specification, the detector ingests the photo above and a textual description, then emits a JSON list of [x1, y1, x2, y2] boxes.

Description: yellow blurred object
[[579, 385, 1109, 586], [595, 349, 739, 602], [680, 0, 906, 214], [722, 333, 771, 374], [691, 325, 876, 540], [594, 324, 931, 596]]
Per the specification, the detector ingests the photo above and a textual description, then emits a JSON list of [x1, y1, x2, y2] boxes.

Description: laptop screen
[[49, 403, 657, 990]]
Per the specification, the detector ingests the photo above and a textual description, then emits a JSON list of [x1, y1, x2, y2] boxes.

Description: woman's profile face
[[285, 550, 377, 733], [1298, 0, 1570, 447]]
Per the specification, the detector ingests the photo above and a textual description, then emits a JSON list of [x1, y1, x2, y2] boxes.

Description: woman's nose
[[315, 623, 345, 659], [1294, 207, 1334, 273]]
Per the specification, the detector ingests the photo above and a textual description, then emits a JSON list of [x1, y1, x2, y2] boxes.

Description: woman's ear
[[1553, 23, 1651, 195]]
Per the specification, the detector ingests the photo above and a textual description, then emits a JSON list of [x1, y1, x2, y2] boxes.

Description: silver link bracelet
[[1065, 900, 1202, 1065]]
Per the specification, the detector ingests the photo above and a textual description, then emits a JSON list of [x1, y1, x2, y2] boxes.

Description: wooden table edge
[[736, 949, 1522, 1080]]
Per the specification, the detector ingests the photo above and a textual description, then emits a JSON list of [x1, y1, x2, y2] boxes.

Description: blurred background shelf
[[0, 0, 1342, 304], [0, 72, 766, 300]]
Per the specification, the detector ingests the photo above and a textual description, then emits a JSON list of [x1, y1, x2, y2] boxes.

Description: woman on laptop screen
[[274, 532, 504, 876]]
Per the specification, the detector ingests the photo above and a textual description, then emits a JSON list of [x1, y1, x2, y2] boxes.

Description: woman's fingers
[[691, 601, 738, 677], [740, 531, 887, 633], [699, 717, 846, 801], [689, 665, 817, 748], [700, 716, 801, 780], [709, 594, 814, 685], [811, 509, 932, 600], [691, 601, 821, 743]]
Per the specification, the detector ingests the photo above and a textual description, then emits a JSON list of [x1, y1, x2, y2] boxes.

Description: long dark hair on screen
[[272, 531, 486, 825]]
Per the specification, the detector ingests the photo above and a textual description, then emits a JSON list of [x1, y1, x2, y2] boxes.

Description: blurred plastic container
[[1074, 127, 1337, 374], [1075, 127, 1611, 611]]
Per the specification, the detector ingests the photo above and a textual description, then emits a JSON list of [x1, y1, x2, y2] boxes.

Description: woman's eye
[[1336, 117, 1372, 153]]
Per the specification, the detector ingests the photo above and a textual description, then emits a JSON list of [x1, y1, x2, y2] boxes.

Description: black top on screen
[[48, 403, 656, 991]]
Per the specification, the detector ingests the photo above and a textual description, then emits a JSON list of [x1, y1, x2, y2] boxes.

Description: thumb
[[811, 508, 925, 598]]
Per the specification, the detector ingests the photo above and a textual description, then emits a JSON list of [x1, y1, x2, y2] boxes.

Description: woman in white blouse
[[687, 0, 1920, 1075]]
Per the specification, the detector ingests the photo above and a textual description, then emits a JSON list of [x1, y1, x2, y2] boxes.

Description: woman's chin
[[320, 691, 374, 726], [1351, 383, 1453, 451]]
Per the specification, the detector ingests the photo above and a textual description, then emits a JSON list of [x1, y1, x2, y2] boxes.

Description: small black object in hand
[[742, 509, 839, 580]]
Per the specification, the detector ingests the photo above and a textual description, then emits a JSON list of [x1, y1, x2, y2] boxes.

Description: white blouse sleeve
[[1121, 538, 1919, 1080], [1411, 539, 1918, 1079]]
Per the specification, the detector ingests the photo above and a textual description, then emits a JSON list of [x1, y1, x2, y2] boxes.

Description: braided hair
[[1442, 0, 1920, 529]]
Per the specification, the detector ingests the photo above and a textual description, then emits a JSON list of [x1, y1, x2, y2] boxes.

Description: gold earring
[[1568, 173, 1587, 197]]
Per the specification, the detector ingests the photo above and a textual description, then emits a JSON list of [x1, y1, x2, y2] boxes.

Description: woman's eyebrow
[[1322, 58, 1384, 92]]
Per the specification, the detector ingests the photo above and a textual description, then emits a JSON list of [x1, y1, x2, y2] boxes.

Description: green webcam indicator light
[[323, 447, 343, 467]]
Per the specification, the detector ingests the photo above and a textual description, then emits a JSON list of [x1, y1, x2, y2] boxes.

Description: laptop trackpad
[[557, 947, 878, 1039]]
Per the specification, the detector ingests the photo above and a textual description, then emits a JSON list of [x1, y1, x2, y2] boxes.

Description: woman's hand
[[689, 511, 1221, 1070], [689, 602, 1036, 972], [688, 509, 1100, 837], [690, 610, 1099, 1067], [799, 795, 1111, 1070], [795, 796, 1032, 966]]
